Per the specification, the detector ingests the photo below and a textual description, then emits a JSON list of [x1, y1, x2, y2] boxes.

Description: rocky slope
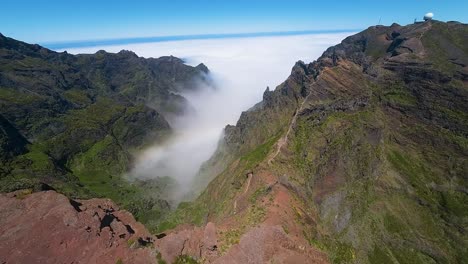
[[164, 20, 468, 263], [0, 33, 209, 231], [0, 190, 155, 264], [1, 190, 324, 264]]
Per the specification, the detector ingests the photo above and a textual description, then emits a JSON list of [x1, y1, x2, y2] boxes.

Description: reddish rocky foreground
[[0, 190, 155, 264], [0, 190, 328, 263]]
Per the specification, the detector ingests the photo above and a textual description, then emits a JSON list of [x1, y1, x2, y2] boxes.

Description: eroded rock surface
[[214, 225, 328, 264], [155, 222, 219, 263], [1, 190, 325, 264], [0, 190, 155, 264]]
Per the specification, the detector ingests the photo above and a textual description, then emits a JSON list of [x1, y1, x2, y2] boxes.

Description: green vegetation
[[155, 201, 208, 233], [63, 89, 92, 105], [240, 134, 281, 168], [219, 229, 242, 253], [382, 83, 417, 107], [364, 29, 390, 60], [156, 252, 167, 264], [308, 237, 355, 264], [126, 239, 136, 248], [368, 246, 393, 264], [0, 33, 207, 231], [249, 186, 267, 203], [14, 188, 33, 199], [291, 101, 466, 264], [173, 255, 199, 264], [421, 22, 467, 74], [246, 204, 266, 225], [22, 145, 55, 172], [328, 242, 355, 264], [0, 87, 42, 104], [383, 214, 406, 234]]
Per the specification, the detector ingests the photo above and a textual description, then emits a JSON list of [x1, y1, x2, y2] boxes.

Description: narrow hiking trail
[[267, 75, 319, 165], [233, 172, 253, 213], [234, 69, 324, 213], [243, 172, 253, 195]]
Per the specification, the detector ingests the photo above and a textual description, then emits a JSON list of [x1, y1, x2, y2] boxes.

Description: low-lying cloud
[[64, 32, 352, 203]]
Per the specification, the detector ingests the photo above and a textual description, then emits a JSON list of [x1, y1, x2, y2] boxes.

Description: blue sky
[[1, 0, 467, 44]]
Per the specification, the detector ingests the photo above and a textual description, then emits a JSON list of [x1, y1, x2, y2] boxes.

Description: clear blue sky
[[1, 0, 467, 44]]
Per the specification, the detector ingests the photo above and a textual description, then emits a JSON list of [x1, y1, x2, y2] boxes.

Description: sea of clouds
[[63, 32, 352, 202]]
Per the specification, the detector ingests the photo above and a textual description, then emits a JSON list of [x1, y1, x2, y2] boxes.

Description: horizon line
[[42, 29, 361, 50]]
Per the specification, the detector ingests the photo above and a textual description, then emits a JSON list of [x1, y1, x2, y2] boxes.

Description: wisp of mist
[[63, 32, 351, 204]]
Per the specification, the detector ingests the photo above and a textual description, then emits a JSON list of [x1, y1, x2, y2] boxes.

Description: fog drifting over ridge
[[63, 33, 351, 202]]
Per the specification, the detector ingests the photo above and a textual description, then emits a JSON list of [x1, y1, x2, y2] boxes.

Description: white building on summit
[[424, 12, 434, 21]]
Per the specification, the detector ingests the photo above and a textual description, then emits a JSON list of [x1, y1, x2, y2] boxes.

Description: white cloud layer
[[64, 33, 351, 202]]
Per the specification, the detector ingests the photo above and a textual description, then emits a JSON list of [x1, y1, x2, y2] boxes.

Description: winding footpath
[[267, 74, 319, 165], [233, 172, 253, 213]]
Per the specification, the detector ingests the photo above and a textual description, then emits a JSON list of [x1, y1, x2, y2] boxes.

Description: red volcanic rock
[[0, 190, 328, 263], [155, 222, 219, 263], [203, 222, 217, 252], [0, 190, 156, 264], [156, 222, 328, 263], [214, 225, 328, 264]]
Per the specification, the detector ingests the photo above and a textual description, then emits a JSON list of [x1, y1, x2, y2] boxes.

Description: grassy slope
[[288, 90, 467, 263]]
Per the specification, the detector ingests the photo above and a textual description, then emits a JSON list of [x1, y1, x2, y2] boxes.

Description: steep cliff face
[[170, 21, 467, 263], [0, 33, 209, 230]]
